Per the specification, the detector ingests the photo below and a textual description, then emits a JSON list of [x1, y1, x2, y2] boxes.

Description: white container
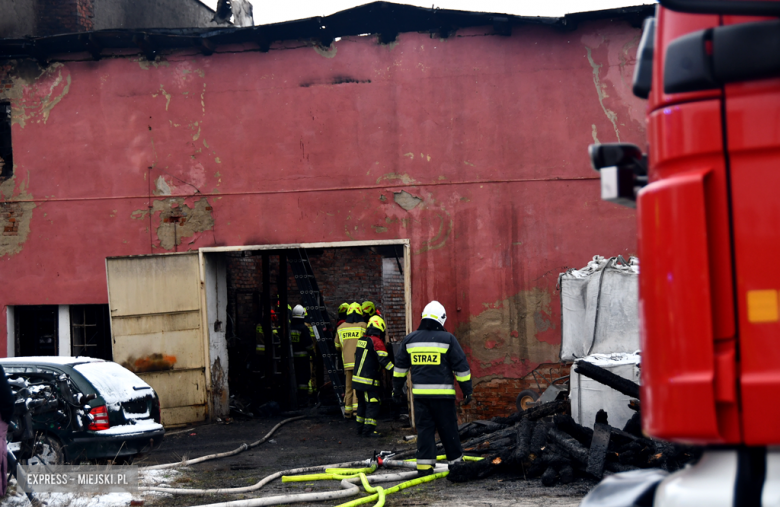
[[570, 353, 640, 430], [559, 256, 640, 361]]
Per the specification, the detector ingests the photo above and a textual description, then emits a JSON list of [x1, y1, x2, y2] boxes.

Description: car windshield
[[73, 362, 152, 407]]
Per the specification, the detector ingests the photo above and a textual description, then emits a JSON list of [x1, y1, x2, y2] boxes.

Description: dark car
[[1, 356, 164, 464]]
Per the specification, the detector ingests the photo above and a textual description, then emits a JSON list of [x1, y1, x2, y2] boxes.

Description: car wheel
[[516, 389, 540, 412], [24, 434, 65, 466]]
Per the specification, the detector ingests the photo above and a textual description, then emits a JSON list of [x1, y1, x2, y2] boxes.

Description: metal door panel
[[106, 253, 207, 427]]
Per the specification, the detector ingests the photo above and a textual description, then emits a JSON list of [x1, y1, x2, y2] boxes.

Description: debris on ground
[[448, 360, 701, 487]]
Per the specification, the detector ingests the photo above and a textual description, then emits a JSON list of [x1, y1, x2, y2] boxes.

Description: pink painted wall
[[0, 18, 643, 392]]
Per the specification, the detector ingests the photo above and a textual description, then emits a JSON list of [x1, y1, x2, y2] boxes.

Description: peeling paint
[[591, 124, 600, 143], [314, 43, 338, 58], [135, 57, 170, 71], [393, 190, 422, 211], [585, 46, 621, 141], [132, 197, 214, 250], [372, 225, 388, 233], [154, 176, 172, 195], [0, 62, 72, 128], [456, 288, 558, 378], [377, 172, 416, 185]]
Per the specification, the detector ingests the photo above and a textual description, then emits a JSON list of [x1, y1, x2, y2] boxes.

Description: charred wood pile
[[445, 361, 701, 486]]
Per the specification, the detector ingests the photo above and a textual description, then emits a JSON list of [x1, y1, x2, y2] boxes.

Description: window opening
[[70, 304, 112, 360], [15, 305, 58, 357], [0, 102, 12, 182]]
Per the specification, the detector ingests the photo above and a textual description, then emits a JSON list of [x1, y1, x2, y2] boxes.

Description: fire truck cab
[[586, 0, 780, 505]]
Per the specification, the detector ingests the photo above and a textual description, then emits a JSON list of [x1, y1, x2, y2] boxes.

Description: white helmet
[[422, 301, 446, 325], [292, 305, 306, 319]]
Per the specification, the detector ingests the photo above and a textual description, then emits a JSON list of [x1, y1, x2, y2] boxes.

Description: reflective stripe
[[455, 370, 471, 378], [355, 344, 369, 378], [455, 373, 471, 382], [407, 342, 449, 350], [385, 362, 394, 371], [293, 352, 309, 358], [353, 375, 379, 387], [413, 383, 457, 395], [393, 367, 409, 377], [344, 362, 355, 369], [369, 397, 379, 403], [447, 456, 464, 464], [413, 388, 456, 395], [355, 416, 364, 423], [377, 351, 388, 356], [417, 459, 437, 466], [365, 418, 377, 425], [413, 384, 455, 391]]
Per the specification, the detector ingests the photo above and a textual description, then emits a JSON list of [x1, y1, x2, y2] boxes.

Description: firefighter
[[361, 301, 377, 323], [291, 305, 314, 401], [335, 303, 366, 418], [354, 315, 394, 437], [392, 301, 473, 477], [336, 302, 349, 327]]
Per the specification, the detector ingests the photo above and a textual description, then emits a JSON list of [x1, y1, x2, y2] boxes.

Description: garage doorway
[[200, 240, 411, 417]]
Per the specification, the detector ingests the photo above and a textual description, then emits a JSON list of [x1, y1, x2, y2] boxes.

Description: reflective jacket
[[353, 333, 394, 390], [392, 320, 472, 399], [336, 321, 366, 370], [290, 319, 314, 359]]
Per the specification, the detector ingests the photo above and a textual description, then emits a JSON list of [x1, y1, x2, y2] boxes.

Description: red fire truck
[[587, 0, 780, 504]]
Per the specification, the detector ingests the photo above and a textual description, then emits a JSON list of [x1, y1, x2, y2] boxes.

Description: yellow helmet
[[367, 315, 386, 334], [338, 302, 350, 314], [347, 302, 363, 315], [362, 301, 376, 317]]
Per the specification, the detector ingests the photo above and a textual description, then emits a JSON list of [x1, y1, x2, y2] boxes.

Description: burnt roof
[[0, 1, 654, 63]]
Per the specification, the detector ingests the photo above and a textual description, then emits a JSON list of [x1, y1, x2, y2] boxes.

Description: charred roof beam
[[79, 33, 103, 60], [133, 34, 158, 62], [196, 36, 216, 56]]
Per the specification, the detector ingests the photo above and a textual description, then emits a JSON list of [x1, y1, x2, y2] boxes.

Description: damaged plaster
[[456, 288, 559, 377], [585, 46, 621, 142], [393, 190, 422, 211], [0, 174, 35, 258], [0, 61, 72, 128], [132, 197, 214, 250]]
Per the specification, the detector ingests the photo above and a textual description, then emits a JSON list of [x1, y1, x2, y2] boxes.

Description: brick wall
[[1, 202, 22, 237], [460, 363, 572, 421], [225, 248, 405, 338], [308, 248, 382, 323], [35, 0, 94, 36], [382, 258, 406, 342]]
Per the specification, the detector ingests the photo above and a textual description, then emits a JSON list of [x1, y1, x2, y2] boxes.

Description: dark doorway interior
[[70, 304, 112, 360], [16, 305, 58, 356]]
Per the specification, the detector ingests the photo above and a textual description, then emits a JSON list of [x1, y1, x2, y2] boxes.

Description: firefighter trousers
[[355, 389, 380, 435], [344, 370, 358, 417], [414, 398, 463, 472], [294, 355, 311, 395]]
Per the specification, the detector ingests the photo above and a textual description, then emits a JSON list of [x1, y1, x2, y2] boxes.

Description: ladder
[[289, 248, 345, 413]]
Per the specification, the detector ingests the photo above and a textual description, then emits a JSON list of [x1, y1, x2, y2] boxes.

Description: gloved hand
[[461, 394, 472, 406], [392, 390, 404, 405]]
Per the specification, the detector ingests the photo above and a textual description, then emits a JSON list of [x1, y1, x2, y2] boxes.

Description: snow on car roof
[[74, 361, 153, 406], [0, 356, 105, 366]]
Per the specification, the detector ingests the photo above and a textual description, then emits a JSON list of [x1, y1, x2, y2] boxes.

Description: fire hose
[[144, 454, 481, 507], [140, 414, 307, 471]]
